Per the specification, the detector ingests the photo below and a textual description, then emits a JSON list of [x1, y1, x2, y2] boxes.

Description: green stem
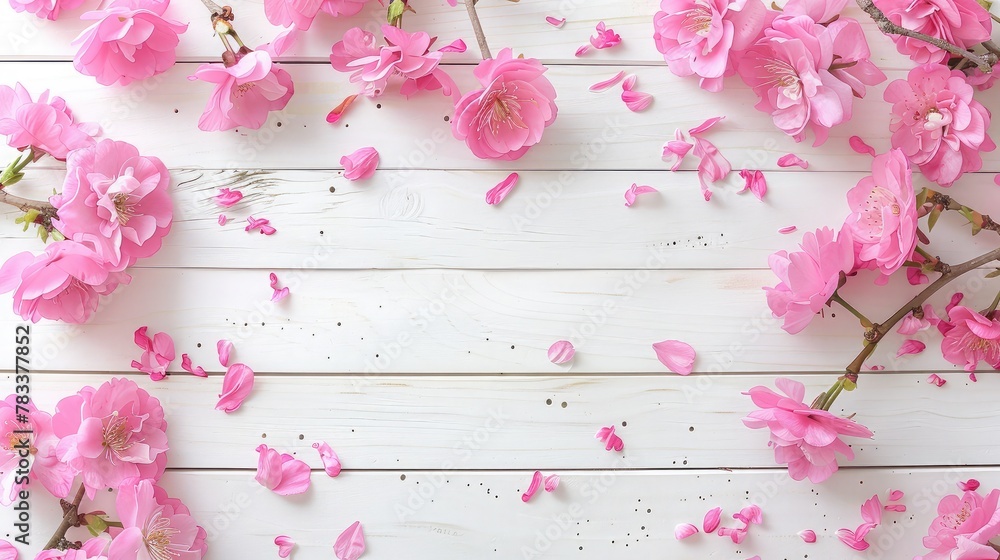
[[821, 379, 845, 411], [914, 245, 935, 261], [986, 288, 1000, 317], [831, 293, 873, 328]]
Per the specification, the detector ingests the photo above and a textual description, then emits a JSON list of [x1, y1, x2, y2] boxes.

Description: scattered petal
[[246, 215, 276, 235], [737, 169, 767, 201], [868, 365, 886, 370], [543, 474, 560, 492], [662, 129, 693, 172], [334, 521, 366, 560], [895, 339, 925, 358], [849, 136, 876, 156], [216, 363, 254, 413], [798, 529, 817, 543], [590, 21, 621, 49], [218, 214, 227, 226], [703, 507, 722, 533], [180, 354, 208, 377], [884, 504, 906, 512], [313, 441, 342, 477], [624, 184, 658, 207], [574, 45, 591, 57], [688, 116, 724, 135], [959, 479, 981, 491], [545, 16, 566, 28], [590, 71, 626, 92], [486, 172, 519, 205], [269, 272, 290, 302], [522, 471, 543, 502], [214, 187, 243, 207], [693, 137, 731, 201], [622, 90, 653, 112], [255, 444, 311, 495], [907, 266, 928, 285], [777, 154, 809, 169], [595, 425, 624, 452], [437, 39, 467, 53], [733, 504, 762, 526], [547, 340, 575, 364], [652, 340, 696, 375], [131, 326, 175, 382], [275, 535, 295, 558], [836, 527, 871, 551], [217, 339, 233, 367], [778, 226, 797, 234], [622, 74, 637, 91], [718, 526, 747, 543], [927, 373, 946, 387], [970, 372, 978, 382], [860, 494, 883, 526], [0, 540, 16, 560], [674, 523, 699, 540], [995, 174, 1000, 187], [341, 147, 379, 181], [327, 94, 358, 124]]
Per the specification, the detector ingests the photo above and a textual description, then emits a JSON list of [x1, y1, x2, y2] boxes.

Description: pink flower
[[843, 149, 917, 283], [264, 0, 371, 30], [589, 21, 621, 49], [703, 507, 722, 532], [52, 377, 168, 498], [764, 226, 855, 334], [51, 139, 173, 271], [275, 536, 295, 559], [875, 0, 990, 64], [674, 523, 698, 540], [940, 306, 1000, 373], [927, 373, 946, 387], [8, 0, 85, 20], [898, 304, 940, 335], [255, 444, 311, 495], [737, 169, 767, 201], [108, 478, 207, 560], [216, 363, 254, 413], [0, 241, 130, 324], [330, 26, 459, 99], [486, 172, 520, 205], [190, 50, 294, 132], [341, 146, 379, 181], [34, 538, 107, 560], [313, 441, 341, 477], [884, 64, 995, 187], [0, 396, 74, 505], [652, 339, 696, 374], [334, 521, 365, 560], [742, 378, 874, 483], [130, 326, 175, 381], [71, 0, 187, 86], [0, 83, 97, 160], [624, 184, 657, 207], [452, 48, 558, 161], [547, 340, 575, 364], [917, 489, 1000, 559], [596, 425, 624, 452], [653, 0, 771, 92]]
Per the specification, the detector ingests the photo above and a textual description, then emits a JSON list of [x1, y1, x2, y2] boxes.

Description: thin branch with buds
[[43, 484, 86, 550], [463, 0, 492, 60]]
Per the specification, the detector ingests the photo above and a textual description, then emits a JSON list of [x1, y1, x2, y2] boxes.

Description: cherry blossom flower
[[653, 0, 771, 92], [0, 241, 130, 324], [8, 0, 85, 20], [624, 184, 657, 207], [216, 363, 254, 413], [72, 0, 187, 86], [703, 507, 722, 532], [51, 139, 173, 271], [777, 154, 808, 169], [264, 0, 371, 30], [108, 478, 208, 560], [939, 306, 1000, 373], [214, 188, 243, 207], [0, 397, 74, 505], [743, 378, 873, 483], [874, 0, 991, 64], [884, 64, 995, 187], [547, 340, 575, 364], [486, 173, 519, 205], [52, 377, 168, 498], [341, 146, 379, 181], [275, 536, 295, 558], [652, 340, 696, 374], [596, 425, 624, 452], [452, 48, 558, 160], [190, 49, 294, 132], [313, 441, 341, 477], [764, 226, 855, 334], [675, 523, 698, 540], [522, 471, 542, 502], [917, 488, 1000, 559], [737, 169, 766, 201], [334, 521, 365, 560], [255, 444, 311, 495], [130, 326, 175, 381], [0, 83, 97, 160]]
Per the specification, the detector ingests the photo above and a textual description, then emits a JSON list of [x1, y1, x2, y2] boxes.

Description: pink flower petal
[[777, 153, 809, 169], [860, 494, 883, 526], [868, 365, 886, 370], [216, 363, 254, 413], [836, 527, 870, 551], [718, 526, 747, 543], [255, 444, 311, 495], [662, 129, 693, 172], [888, 489, 904, 502], [0, 540, 16, 560], [884, 504, 906, 512], [543, 474, 559, 492], [703, 507, 722, 533], [622, 90, 653, 112], [246, 215, 275, 234], [214, 187, 243, 207], [652, 340, 696, 375], [589, 21, 621, 49], [737, 169, 767, 201], [995, 174, 1000, 187], [547, 340, 575, 364], [971, 372, 979, 382], [217, 339, 233, 367], [849, 136, 876, 156], [798, 529, 817, 543], [895, 339, 925, 357], [275, 535, 295, 558], [778, 226, 797, 234], [522, 470, 543, 502], [733, 504, 762, 526], [334, 521, 366, 560], [218, 214, 227, 225], [269, 272, 290, 302], [946, 292, 964, 315], [674, 523, 699, 540], [624, 183, 658, 207], [959, 479, 981, 491], [693, 137, 731, 201], [341, 147, 379, 181], [927, 373, 946, 387], [327, 94, 358, 125], [486, 172, 519, 205], [688, 116, 724, 135], [589, 71, 626, 92], [622, 74, 637, 91], [313, 441, 342, 477], [575, 45, 591, 57], [545, 16, 565, 28], [437, 39, 467, 53], [180, 354, 208, 377], [596, 425, 624, 452], [907, 266, 928, 285]]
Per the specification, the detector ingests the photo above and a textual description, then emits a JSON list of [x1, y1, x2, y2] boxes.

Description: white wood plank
[[2, 467, 990, 558], [9, 373, 1000, 469], [4, 63, 990, 172]]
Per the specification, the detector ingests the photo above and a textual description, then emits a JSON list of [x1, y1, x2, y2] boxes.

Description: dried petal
[[547, 340, 575, 364]]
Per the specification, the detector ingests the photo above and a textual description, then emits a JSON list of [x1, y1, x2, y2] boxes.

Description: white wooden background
[[2, 1, 1000, 558]]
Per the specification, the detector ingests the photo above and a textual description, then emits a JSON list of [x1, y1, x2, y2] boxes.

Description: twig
[[199, 0, 224, 15], [43, 484, 86, 550], [0, 190, 58, 221], [463, 0, 492, 60]]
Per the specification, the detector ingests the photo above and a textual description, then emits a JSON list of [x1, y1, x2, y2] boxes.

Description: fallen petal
[[888, 489, 904, 502], [216, 363, 254, 413], [486, 172, 519, 205], [595, 425, 624, 452], [543, 474, 560, 492], [733, 504, 762, 526], [674, 523, 699, 540], [522, 471, 543, 502], [590, 71, 626, 92], [217, 339, 233, 367], [341, 147, 379, 181], [575, 44, 590, 57], [622, 90, 653, 112], [624, 184, 658, 207], [218, 214, 227, 226], [622, 74, 637, 91], [313, 441, 342, 477], [327, 94, 359, 124], [959, 479, 981, 491], [777, 153, 809, 169], [927, 373, 946, 387], [688, 116, 724, 135], [703, 507, 722, 533], [778, 226, 797, 234], [334, 521, 366, 560], [275, 535, 295, 558], [884, 504, 906, 512], [798, 529, 817, 543], [895, 339, 925, 358], [545, 15, 566, 27], [270, 272, 290, 302], [836, 527, 870, 551], [718, 526, 747, 544], [437, 39, 467, 53], [737, 169, 767, 201], [214, 188, 243, 207], [849, 136, 876, 156], [547, 340, 575, 364], [180, 354, 208, 377], [652, 340, 696, 375]]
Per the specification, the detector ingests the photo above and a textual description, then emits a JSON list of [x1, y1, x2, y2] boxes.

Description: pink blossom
[[486, 172, 519, 205], [874, 0, 990, 64], [777, 154, 808, 169], [917, 489, 1000, 559], [674, 523, 698, 540], [927, 373, 946, 387], [596, 425, 624, 452], [34, 538, 107, 560], [939, 306, 1000, 373], [737, 169, 767, 201], [180, 354, 207, 377], [341, 146, 379, 181], [0, 540, 13, 560], [255, 444, 311, 495], [781, 0, 848, 23], [898, 304, 940, 335], [0, 241, 130, 324], [590, 21, 621, 49], [130, 326, 175, 381], [216, 363, 254, 413], [452, 48, 558, 161], [547, 340, 575, 364], [8, 0, 85, 20], [108, 478, 207, 560], [624, 184, 657, 207], [214, 188, 242, 207], [334, 521, 365, 560], [71, 0, 187, 86], [652, 339, 696, 374], [764, 226, 855, 334], [52, 377, 168, 498], [269, 272, 289, 302], [313, 441, 341, 477], [0, 396, 74, 505], [884, 64, 995, 187], [704, 507, 722, 532], [522, 470, 543, 502], [743, 378, 874, 483], [799, 529, 817, 543], [275, 536, 295, 559], [330, 26, 459, 99], [693, 137, 730, 201], [653, 0, 771, 92], [0, 83, 97, 160], [264, 0, 371, 30], [51, 139, 173, 271], [190, 50, 294, 132]]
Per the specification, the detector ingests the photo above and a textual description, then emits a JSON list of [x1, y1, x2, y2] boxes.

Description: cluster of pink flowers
[[1, 378, 207, 559], [917, 484, 1000, 559], [0, 84, 173, 323]]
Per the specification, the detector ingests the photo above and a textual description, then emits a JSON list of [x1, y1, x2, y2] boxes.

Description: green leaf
[[386, 0, 405, 25], [915, 187, 928, 207], [83, 515, 108, 537], [14, 209, 39, 232], [986, 269, 1000, 279], [928, 206, 942, 231], [977, 0, 992, 10]]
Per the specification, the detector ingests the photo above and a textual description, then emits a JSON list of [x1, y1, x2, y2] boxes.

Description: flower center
[[683, 5, 713, 37], [1, 419, 35, 455], [144, 511, 181, 560], [481, 83, 528, 135], [113, 192, 134, 225], [761, 58, 801, 101], [942, 501, 973, 529], [235, 82, 256, 98], [102, 411, 134, 460], [857, 186, 900, 237]]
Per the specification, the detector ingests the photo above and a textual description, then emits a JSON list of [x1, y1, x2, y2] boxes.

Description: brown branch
[[43, 484, 85, 550], [199, 0, 225, 15], [463, 0, 492, 60], [855, 0, 997, 72]]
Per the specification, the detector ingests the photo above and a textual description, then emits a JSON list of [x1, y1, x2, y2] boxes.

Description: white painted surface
[[0, 1, 993, 558]]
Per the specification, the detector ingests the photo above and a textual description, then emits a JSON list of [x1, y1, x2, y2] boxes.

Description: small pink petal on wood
[[860, 495, 883, 526], [959, 479, 981, 491], [693, 137, 731, 201], [896, 339, 925, 358], [927, 373, 946, 387], [334, 521, 366, 560], [180, 354, 208, 377], [652, 340, 696, 375], [543, 474, 560, 492], [688, 116, 724, 135], [836, 527, 871, 551], [674, 523, 699, 540], [313, 441, 342, 477], [703, 507, 722, 533], [0, 540, 16, 560], [622, 90, 652, 112], [327, 94, 358, 124], [486, 172, 519, 205], [437, 39, 467, 53], [545, 16, 566, 27], [662, 128, 693, 172], [246, 215, 274, 234], [624, 184, 657, 207], [798, 529, 817, 543], [218, 214, 227, 225], [216, 363, 254, 413], [547, 340, 575, 364], [884, 504, 906, 512], [522, 471, 543, 502], [575, 45, 591, 57], [590, 21, 621, 49], [217, 339, 233, 367], [270, 272, 290, 302], [849, 136, 876, 156], [275, 535, 295, 558], [737, 169, 767, 201], [734, 504, 762, 526], [214, 187, 243, 207], [887, 489, 904, 502], [778, 226, 797, 234], [777, 153, 809, 169], [718, 527, 747, 543], [341, 147, 379, 181], [868, 365, 885, 371], [622, 74, 637, 91], [589, 71, 626, 92], [596, 425, 624, 452]]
